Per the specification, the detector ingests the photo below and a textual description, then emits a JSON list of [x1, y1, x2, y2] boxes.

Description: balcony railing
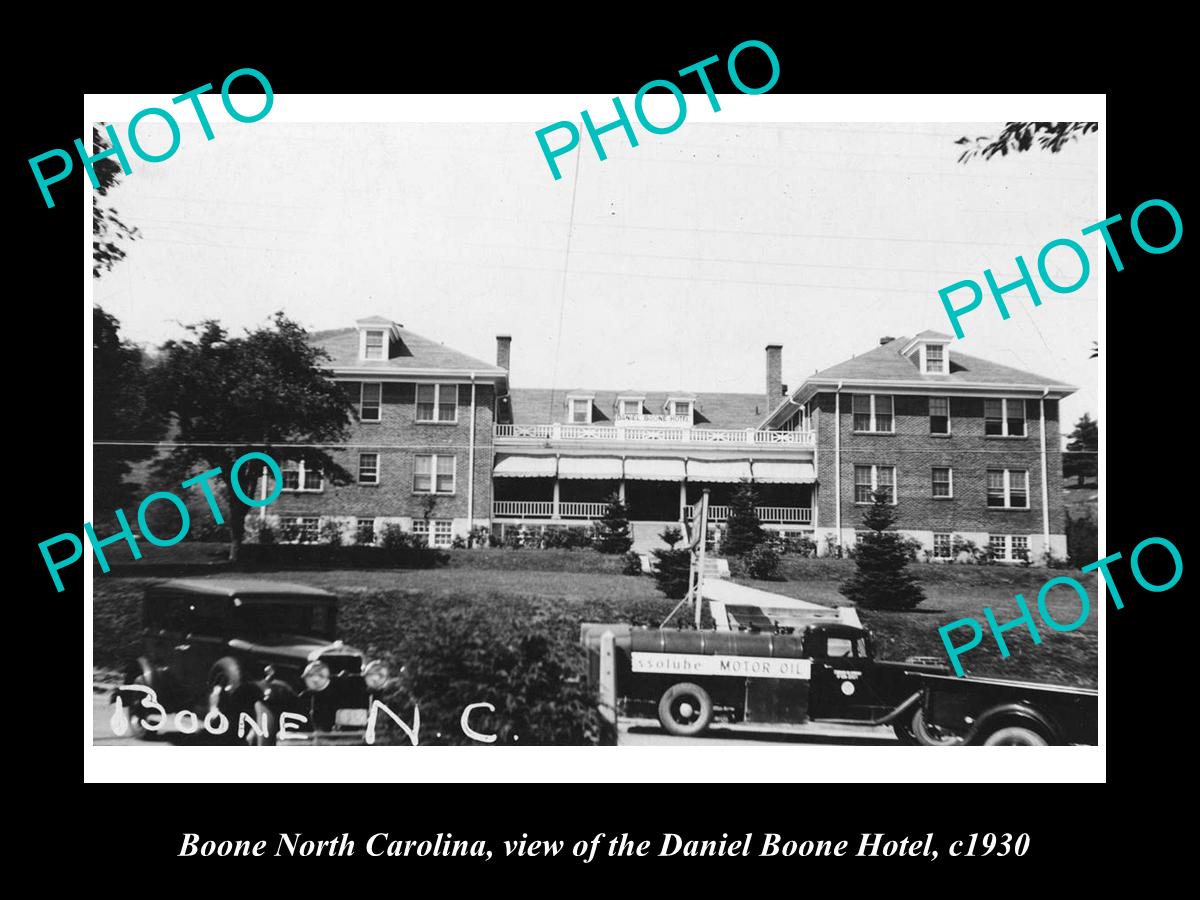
[[492, 500, 607, 519], [686, 505, 813, 525], [495, 423, 814, 446]]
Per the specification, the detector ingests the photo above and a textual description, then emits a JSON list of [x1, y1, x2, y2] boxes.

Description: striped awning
[[557, 457, 623, 480], [493, 454, 557, 478], [687, 459, 752, 482], [624, 458, 686, 481], [752, 461, 817, 483]]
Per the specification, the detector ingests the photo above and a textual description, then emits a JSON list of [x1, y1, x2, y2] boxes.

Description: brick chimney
[[496, 335, 511, 372], [765, 344, 782, 409]]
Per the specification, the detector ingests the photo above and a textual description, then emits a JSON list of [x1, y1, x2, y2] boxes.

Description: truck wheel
[[658, 683, 713, 737], [912, 708, 964, 746], [982, 726, 1048, 746], [892, 710, 918, 744]]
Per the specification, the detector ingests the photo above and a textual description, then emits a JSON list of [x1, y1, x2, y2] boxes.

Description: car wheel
[[912, 708, 964, 746], [658, 682, 714, 737], [982, 725, 1048, 746], [892, 709, 918, 744]]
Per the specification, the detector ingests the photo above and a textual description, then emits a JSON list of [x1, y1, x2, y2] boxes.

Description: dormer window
[[924, 344, 946, 374], [617, 398, 643, 417], [668, 400, 693, 420], [566, 394, 594, 424], [364, 330, 385, 360]]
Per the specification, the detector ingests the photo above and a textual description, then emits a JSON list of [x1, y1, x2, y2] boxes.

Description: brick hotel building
[[265, 316, 1075, 563]]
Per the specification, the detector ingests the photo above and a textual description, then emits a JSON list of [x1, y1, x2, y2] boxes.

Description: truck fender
[[966, 703, 1060, 745]]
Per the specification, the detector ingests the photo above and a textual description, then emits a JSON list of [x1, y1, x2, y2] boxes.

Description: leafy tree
[[723, 480, 765, 556], [92, 125, 139, 278], [593, 493, 633, 554], [651, 526, 692, 600], [1065, 510, 1098, 569], [956, 122, 1098, 163], [153, 313, 356, 562], [839, 489, 926, 610], [1064, 413, 1099, 486], [93, 306, 167, 515]]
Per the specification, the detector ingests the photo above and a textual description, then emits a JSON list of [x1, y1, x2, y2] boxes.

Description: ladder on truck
[[660, 488, 711, 629]]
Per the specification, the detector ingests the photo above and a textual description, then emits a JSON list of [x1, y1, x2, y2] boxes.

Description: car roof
[[147, 578, 337, 600]]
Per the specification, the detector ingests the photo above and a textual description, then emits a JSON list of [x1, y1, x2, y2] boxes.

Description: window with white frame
[[360, 382, 382, 421], [933, 533, 953, 559], [987, 468, 1029, 508], [989, 534, 1031, 562], [356, 518, 376, 545], [618, 398, 641, 417], [984, 398, 1026, 436], [432, 520, 453, 548], [854, 464, 896, 504], [929, 397, 950, 434], [364, 330, 385, 360], [412, 519, 429, 545], [416, 383, 458, 423], [280, 516, 320, 543], [358, 452, 379, 484], [669, 400, 693, 419], [932, 467, 953, 498], [924, 344, 946, 374], [281, 460, 323, 492], [568, 398, 592, 424], [414, 454, 456, 494], [852, 394, 894, 433]]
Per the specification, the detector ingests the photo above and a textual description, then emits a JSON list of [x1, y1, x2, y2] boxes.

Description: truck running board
[[816, 691, 922, 727]]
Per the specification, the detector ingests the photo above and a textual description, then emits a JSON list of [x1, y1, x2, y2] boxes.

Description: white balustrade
[[685, 505, 811, 524], [495, 424, 814, 445]]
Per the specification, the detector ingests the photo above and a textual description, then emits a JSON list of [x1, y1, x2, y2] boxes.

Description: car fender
[[256, 678, 299, 714], [965, 702, 1061, 745], [114, 657, 181, 710]]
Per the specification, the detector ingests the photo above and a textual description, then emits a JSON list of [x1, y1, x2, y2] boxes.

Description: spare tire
[[658, 682, 714, 737]]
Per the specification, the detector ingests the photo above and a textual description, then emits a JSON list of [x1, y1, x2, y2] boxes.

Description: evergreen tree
[[839, 488, 926, 610], [593, 493, 633, 554], [1064, 413, 1098, 486], [723, 479, 765, 556], [651, 526, 692, 600]]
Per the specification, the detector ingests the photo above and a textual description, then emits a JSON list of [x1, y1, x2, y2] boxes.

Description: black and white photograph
[[85, 100, 1102, 775]]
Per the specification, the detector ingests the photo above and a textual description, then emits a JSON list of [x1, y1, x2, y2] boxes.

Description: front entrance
[[624, 481, 682, 522]]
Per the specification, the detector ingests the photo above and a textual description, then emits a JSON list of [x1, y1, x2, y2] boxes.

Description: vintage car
[[114, 578, 389, 745], [580, 618, 952, 741]]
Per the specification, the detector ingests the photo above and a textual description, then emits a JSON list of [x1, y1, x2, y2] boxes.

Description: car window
[[825, 637, 853, 658], [234, 602, 334, 638]]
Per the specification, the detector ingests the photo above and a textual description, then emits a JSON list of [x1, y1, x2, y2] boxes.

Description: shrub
[[899, 535, 925, 562], [779, 533, 817, 557], [451, 534, 467, 549], [744, 542, 781, 579], [468, 526, 492, 549], [1065, 510, 1097, 568], [502, 528, 526, 550], [541, 527, 593, 550], [320, 520, 344, 546], [254, 521, 276, 545], [621, 551, 644, 576], [650, 527, 692, 599], [381, 524, 414, 551], [839, 489, 925, 610], [593, 494, 633, 554], [823, 533, 842, 559], [723, 480, 765, 556], [354, 523, 375, 546]]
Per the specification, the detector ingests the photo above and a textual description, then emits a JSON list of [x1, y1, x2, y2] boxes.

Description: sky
[[93, 119, 1099, 431]]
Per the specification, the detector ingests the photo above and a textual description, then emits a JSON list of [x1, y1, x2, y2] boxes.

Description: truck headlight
[[363, 659, 390, 690], [302, 661, 331, 692]]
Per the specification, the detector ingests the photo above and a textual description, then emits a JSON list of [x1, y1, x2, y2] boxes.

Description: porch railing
[[495, 423, 814, 445], [686, 505, 812, 524], [492, 500, 608, 519]]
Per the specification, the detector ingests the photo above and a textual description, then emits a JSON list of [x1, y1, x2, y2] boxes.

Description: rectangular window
[[414, 454, 456, 494], [364, 330, 385, 360], [852, 394, 894, 433], [281, 461, 323, 492], [280, 516, 320, 543], [987, 469, 1030, 508], [412, 519, 429, 546], [1011, 535, 1030, 561], [985, 398, 1026, 436], [358, 452, 379, 484], [360, 382, 382, 422], [929, 397, 950, 435], [619, 399, 640, 416], [356, 518, 376, 545], [432, 520, 453, 548], [570, 398, 590, 423], [925, 344, 945, 373], [416, 383, 458, 423], [854, 464, 896, 504], [989, 534, 1007, 559], [932, 466, 953, 498], [671, 400, 692, 419], [933, 533, 952, 559]]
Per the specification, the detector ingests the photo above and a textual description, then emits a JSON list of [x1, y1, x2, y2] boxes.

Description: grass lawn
[[93, 545, 1097, 688]]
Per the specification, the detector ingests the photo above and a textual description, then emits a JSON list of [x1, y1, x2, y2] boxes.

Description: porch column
[[679, 480, 687, 521], [552, 476, 561, 519], [618, 478, 626, 504]]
